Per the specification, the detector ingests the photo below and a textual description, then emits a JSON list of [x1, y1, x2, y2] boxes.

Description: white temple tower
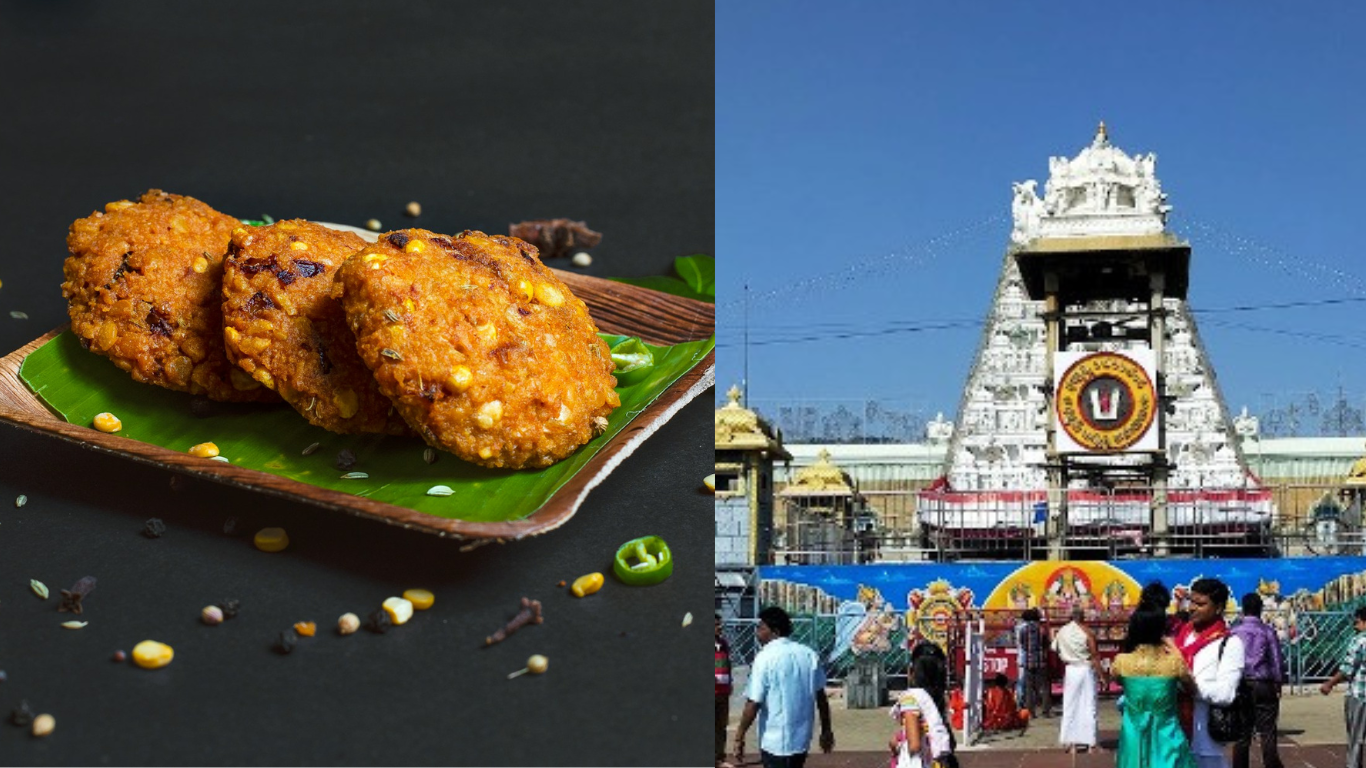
[[922, 124, 1271, 559]]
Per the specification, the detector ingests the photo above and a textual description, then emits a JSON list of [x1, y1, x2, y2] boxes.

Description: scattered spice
[[275, 629, 298, 654], [380, 348, 403, 361], [60, 621, 88, 630], [202, 605, 224, 625], [10, 310, 29, 320], [112, 650, 127, 662], [682, 612, 694, 628], [365, 218, 382, 232], [338, 613, 360, 635], [483, 597, 543, 646], [222, 516, 238, 535], [15, 494, 26, 508], [508, 219, 602, 260], [507, 654, 549, 679], [403, 589, 435, 610], [384, 309, 401, 323], [367, 608, 392, 634], [143, 518, 167, 538], [341, 472, 369, 480], [556, 580, 566, 588], [426, 485, 454, 497], [405, 201, 422, 217], [293, 621, 317, 637], [302, 441, 321, 456], [423, 447, 437, 464], [571, 572, 604, 598], [219, 599, 242, 619], [131, 640, 174, 669], [572, 251, 593, 268], [30, 579, 48, 600], [32, 713, 55, 737], [382, 596, 414, 625], [335, 448, 357, 471], [58, 576, 96, 614], [10, 700, 34, 726]]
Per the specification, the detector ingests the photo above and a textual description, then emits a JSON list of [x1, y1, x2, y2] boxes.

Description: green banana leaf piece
[[19, 330, 714, 523]]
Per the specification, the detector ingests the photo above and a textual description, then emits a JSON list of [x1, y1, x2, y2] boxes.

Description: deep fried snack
[[62, 190, 277, 402], [336, 229, 620, 469], [221, 220, 408, 434]]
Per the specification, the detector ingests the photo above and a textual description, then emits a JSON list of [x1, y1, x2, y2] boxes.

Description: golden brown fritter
[[62, 190, 278, 402], [221, 220, 409, 434], [335, 229, 620, 469]]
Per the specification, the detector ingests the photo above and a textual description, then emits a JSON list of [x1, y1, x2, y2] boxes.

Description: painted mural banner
[[756, 557, 1366, 682]]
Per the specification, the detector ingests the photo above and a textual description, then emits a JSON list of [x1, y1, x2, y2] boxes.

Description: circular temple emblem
[[1056, 352, 1156, 452]]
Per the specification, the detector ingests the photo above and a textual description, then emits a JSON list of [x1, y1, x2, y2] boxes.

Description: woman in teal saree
[[1111, 607, 1197, 768]]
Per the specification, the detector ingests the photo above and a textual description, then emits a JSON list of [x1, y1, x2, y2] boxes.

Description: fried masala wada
[[62, 190, 278, 402], [335, 229, 620, 469], [221, 220, 410, 434]]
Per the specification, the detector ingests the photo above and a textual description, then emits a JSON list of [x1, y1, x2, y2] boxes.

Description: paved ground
[[722, 667, 1354, 767]]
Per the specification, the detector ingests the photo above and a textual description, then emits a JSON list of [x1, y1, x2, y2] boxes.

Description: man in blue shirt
[[733, 606, 834, 768]]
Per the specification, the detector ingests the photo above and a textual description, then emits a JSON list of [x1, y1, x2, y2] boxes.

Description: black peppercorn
[[143, 518, 167, 538], [219, 599, 241, 619], [335, 449, 357, 471], [275, 629, 298, 654], [367, 608, 391, 634], [10, 700, 34, 726]]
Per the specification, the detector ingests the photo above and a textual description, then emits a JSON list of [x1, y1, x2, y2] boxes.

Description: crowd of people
[[720, 580, 1366, 768]]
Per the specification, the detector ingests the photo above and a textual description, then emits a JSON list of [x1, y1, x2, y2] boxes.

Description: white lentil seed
[[15, 494, 26, 508], [341, 472, 369, 480], [572, 252, 592, 267], [32, 713, 55, 737], [426, 485, 454, 497], [404, 201, 422, 217], [61, 621, 88, 630], [365, 219, 382, 231], [10, 311, 28, 320]]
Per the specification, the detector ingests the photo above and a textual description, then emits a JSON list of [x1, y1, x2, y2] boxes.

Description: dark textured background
[[0, 2, 714, 764]]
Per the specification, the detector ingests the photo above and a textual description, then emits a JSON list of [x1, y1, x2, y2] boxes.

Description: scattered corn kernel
[[293, 621, 317, 637], [106, 200, 134, 212], [403, 589, 435, 610], [704, 474, 716, 492], [534, 283, 565, 307], [571, 572, 604, 598], [572, 251, 593, 267], [508, 654, 549, 679], [93, 412, 122, 433], [448, 365, 473, 392], [188, 442, 219, 459], [254, 527, 289, 553], [131, 640, 174, 669], [405, 201, 422, 217], [32, 713, 55, 737], [192, 256, 209, 274], [338, 612, 360, 635], [202, 605, 224, 625], [382, 596, 414, 625], [476, 400, 503, 429]]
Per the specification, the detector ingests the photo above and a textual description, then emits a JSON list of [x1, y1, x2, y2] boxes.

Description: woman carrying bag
[[888, 646, 956, 768]]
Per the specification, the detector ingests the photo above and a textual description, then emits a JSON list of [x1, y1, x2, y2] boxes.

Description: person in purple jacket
[[1230, 593, 1284, 768]]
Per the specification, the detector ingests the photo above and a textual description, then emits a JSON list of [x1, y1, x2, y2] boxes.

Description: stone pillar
[[1150, 273, 1170, 556], [1044, 272, 1066, 560]]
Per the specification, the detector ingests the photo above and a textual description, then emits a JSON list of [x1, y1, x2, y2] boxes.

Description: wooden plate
[[0, 265, 713, 546]]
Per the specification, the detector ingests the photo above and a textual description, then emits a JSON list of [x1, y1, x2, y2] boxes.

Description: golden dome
[[715, 385, 788, 456], [788, 448, 853, 494]]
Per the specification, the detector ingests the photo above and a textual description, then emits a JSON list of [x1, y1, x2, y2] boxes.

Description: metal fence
[[721, 608, 1362, 689]]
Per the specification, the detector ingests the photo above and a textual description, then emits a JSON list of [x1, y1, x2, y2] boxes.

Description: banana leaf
[[19, 330, 714, 523]]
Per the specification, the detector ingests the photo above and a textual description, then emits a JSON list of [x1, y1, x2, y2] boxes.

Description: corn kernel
[[224, 325, 242, 344], [571, 572, 604, 597], [131, 640, 174, 669], [254, 369, 275, 389], [192, 256, 209, 274], [403, 588, 435, 610], [476, 400, 503, 429], [404, 239, 425, 254], [476, 323, 497, 344], [254, 527, 289, 553], [232, 227, 248, 237], [333, 389, 360, 419], [516, 279, 534, 301], [362, 253, 387, 269], [478, 446, 494, 460], [93, 412, 122, 433], [534, 283, 565, 307], [448, 365, 473, 392], [290, 241, 309, 250], [96, 320, 119, 350], [382, 596, 414, 625], [105, 200, 135, 212], [293, 621, 317, 637], [188, 442, 219, 458]]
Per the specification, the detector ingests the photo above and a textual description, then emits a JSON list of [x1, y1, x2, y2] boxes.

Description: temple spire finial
[[1095, 120, 1109, 145]]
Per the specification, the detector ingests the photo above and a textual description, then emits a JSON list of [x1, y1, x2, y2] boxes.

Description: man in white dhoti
[[1053, 606, 1103, 753]]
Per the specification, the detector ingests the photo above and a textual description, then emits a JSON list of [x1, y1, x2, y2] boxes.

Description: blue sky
[[717, 3, 1366, 436]]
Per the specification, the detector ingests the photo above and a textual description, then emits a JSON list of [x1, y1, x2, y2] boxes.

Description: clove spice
[[58, 576, 97, 615], [507, 219, 602, 260], [483, 597, 543, 647]]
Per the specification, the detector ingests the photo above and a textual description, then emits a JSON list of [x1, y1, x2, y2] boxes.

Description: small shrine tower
[[715, 385, 791, 566], [925, 124, 1269, 559], [779, 449, 876, 564]]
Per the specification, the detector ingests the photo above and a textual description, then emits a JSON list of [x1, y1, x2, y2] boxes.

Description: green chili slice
[[609, 337, 655, 386], [613, 535, 672, 586]]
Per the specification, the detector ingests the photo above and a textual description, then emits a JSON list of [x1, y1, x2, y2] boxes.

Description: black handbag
[[1207, 637, 1254, 744]]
